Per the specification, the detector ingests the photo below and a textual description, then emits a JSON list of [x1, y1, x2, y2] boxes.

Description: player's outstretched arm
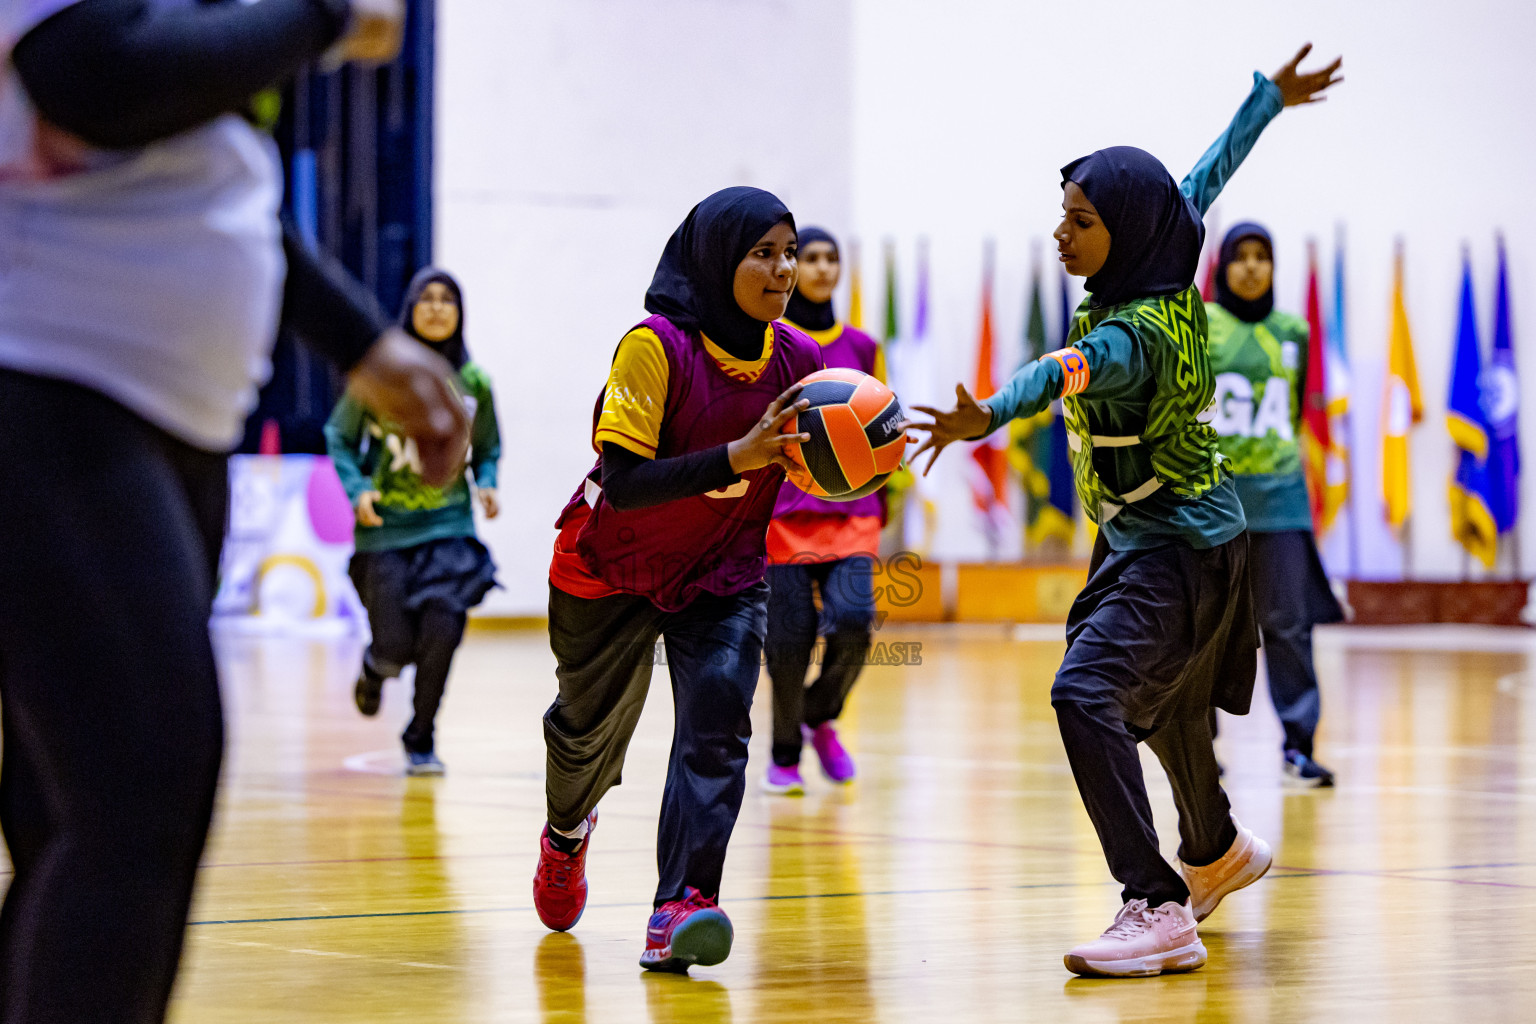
[[1181, 44, 1343, 216]]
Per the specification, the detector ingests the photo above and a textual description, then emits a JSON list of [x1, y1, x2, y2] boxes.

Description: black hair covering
[[401, 267, 468, 368], [784, 226, 839, 331], [1213, 221, 1275, 323], [645, 186, 796, 360], [1060, 146, 1205, 308]]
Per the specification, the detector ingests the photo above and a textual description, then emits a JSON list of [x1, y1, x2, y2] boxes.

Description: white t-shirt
[[0, 0, 287, 451]]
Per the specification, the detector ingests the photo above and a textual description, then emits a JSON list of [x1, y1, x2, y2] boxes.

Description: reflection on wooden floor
[[159, 623, 1536, 1022]]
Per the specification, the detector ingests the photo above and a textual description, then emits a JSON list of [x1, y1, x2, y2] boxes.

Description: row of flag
[[849, 234, 1521, 575]]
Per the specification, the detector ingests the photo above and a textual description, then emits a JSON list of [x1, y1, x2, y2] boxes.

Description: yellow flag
[[1381, 245, 1423, 529], [847, 240, 864, 329]]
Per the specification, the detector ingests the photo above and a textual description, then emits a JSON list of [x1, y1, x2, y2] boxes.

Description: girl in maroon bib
[[533, 187, 822, 973]]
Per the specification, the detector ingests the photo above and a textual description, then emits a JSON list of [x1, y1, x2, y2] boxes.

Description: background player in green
[[908, 45, 1341, 978], [327, 268, 502, 776], [1207, 224, 1344, 786]]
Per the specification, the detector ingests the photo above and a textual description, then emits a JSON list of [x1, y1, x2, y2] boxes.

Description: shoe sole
[[1190, 836, 1273, 922], [639, 909, 733, 972], [761, 779, 806, 796], [1064, 940, 1207, 978], [1282, 771, 1335, 789], [405, 764, 445, 777]]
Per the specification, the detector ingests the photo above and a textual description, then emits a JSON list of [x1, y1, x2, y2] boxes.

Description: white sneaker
[[1064, 899, 1207, 978]]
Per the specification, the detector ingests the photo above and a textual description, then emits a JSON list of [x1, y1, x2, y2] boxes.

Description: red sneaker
[[532, 811, 597, 932], [638, 888, 733, 972]]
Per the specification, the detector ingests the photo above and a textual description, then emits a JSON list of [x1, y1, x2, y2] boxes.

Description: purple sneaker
[[761, 763, 805, 795], [805, 723, 856, 784]]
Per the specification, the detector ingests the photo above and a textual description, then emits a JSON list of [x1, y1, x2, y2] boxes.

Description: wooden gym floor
[[83, 622, 1536, 1021]]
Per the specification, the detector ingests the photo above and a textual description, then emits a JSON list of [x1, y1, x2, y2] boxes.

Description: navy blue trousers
[[764, 557, 876, 767], [544, 582, 767, 907], [1248, 530, 1343, 757]]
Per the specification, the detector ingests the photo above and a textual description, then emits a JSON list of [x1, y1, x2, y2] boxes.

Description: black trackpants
[[764, 557, 876, 767], [0, 370, 227, 1024], [1248, 530, 1343, 758], [543, 582, 766, 908]]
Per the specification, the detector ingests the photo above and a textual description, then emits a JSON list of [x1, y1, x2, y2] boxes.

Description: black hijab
[[1213, 222, 1275, 323], [784, 226, 838, 331], [644, 186, 796, 360], [1060, 146, 1204, 308], [401, 267, 468, 369]]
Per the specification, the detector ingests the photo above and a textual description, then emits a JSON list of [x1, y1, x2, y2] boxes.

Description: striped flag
[[1300, 243, 1331, 532], [1486, 236, 1520, 535], [1009, 256, 1074, 551], [1382, 244, 1423, 531], [968, 243, 1011, 553], [1447, 251, 1497, 568], [1320, 232, 1352, 536], [847, 240, 865, 329]]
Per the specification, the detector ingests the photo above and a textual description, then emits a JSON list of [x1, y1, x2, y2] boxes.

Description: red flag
[[1199, 210, 1221, 301], [1301, 241, 1331, 530], [969, 245, 1011, 551]]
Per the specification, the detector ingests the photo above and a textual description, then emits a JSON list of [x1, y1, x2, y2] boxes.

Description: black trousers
[[1051, 534, 1253, 906], [1249, 530, 1342, 757], [0, 371, 228, 1024], [543, 582, 766, 908], [764, 557, 876, 767], [352, 546, 476, 755]]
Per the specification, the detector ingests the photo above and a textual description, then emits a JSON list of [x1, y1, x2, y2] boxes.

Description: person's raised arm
[[905, 322, 1150, 474], [1180, 44, 1343, 216], [13, 0, 403, 150]]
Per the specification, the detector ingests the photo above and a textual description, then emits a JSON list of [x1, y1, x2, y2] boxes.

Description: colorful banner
[[1382, 245, 1423, 530], [215, 455, 365, 634], [1447, 253, 1497, 568]]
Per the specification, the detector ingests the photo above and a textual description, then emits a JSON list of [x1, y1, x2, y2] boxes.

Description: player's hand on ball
[[356, 490, 384, 528], [904, 383, 994, 476], [347, 328, 471, 489], [1271, 43, 1343, 107], [479, 488, 500, 519], [323, 0, 406, 69], [728, 385, 811, 474]]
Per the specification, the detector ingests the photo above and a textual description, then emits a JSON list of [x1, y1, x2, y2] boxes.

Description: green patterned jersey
[[1205, 303, 1313, 532], [325, 361, 502, 553], [1060, 286, 1225, 523]]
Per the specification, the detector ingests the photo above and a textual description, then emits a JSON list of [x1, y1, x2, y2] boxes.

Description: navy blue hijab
[[645, 186, 796, 360], [1213, 222, 1275, 323], [784, 226, 839, 331], [1061, 146, 1204, 308], [401, 267, 468, 369]]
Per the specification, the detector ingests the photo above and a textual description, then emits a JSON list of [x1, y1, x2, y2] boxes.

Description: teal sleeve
[[323, 395, 372, 503], [983, 323, 1149, 435], [470, 382, 502, 490], [1179, 72, 1284, 215]]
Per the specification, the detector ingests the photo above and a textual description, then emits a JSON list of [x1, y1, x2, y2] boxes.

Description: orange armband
[[1039, 347, 1090, 396]]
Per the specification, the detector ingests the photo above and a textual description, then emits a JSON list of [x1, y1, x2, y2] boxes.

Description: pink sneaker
[[761, 763, 806, 795], [805, 722, 856, 784], [1179, 818, 1273, 922], [1064, 899, 1206, 978], [639, 888, 733, 972]]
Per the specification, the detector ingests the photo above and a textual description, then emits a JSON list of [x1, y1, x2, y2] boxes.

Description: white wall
[[437, 1, 855, 614], [850, 0, 1536, 579], [441, 0, 1536, 614]]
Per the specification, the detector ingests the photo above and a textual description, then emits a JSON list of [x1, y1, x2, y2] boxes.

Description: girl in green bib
[[1207, 223, 1344, 786], [909, 45, 1341, 978]]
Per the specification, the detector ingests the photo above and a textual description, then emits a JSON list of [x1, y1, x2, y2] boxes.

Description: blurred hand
[[356, 490, 384, 527], [347, 328, 470, 488], [322, 0, 406, 69], [728, 385, 810, 474], [479, 487, 500, 519], [904, 383, 993, 476], [1272, 43, 1343, 107]]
